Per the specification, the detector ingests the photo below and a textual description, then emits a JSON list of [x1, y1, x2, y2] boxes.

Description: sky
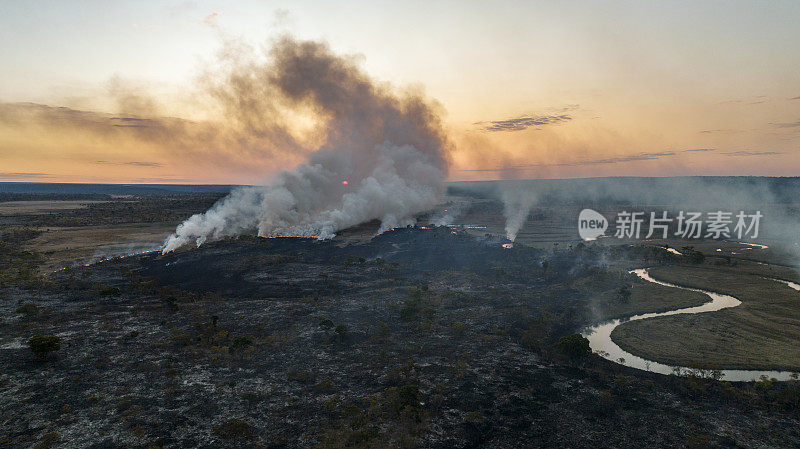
[[1, 0, 799, 184]]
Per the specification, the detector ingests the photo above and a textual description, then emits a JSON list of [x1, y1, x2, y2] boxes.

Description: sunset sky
[[1, 0, 799, 184]]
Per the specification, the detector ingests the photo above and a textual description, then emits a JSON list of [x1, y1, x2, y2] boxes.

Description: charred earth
[[3, 227, 800, 448]]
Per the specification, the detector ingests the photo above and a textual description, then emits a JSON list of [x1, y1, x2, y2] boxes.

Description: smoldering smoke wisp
[[163, 37, 450, 252], [428, 200, 469, 226], [501, 185, 537, 242]]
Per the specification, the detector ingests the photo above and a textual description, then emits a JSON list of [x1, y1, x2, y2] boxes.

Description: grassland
[[612, 264, 800, 371], [26, 223, 175, 271], [0, 199, 112, 215], [0, 194, 223, 272], [576, 271, 710, 322]]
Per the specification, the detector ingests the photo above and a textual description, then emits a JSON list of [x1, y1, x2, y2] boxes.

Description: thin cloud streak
[[475, 114, 572, 132], [0, 172, 55, 179], [95, 160, 164, 167], [771, 120, 800, 128], [720, 151, 783, 156], [459, 151, 677, 172], [699, 129, 738, 134]]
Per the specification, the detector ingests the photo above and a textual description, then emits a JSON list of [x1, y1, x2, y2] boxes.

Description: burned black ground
[[3, 227, 800, 448]]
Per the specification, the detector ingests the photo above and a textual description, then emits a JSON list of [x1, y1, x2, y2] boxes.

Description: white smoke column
[[501, 184, 537, 242], [163, 37, 449, 252], [428, 200, 469, 226]]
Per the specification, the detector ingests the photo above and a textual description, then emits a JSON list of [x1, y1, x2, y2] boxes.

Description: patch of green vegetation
[[229, 336, 253, 354], [334, 324, 348, 341], [97, 285, 122, 296], [213, 418, 254, 440], [680, 246, 706, 264], [16, 303, 39, 317], [398, 289, 434, 322], [287, 367, 314, 384], [314, 378, 334, 392], [32, 432, 59, 449], [583, 270, 709, 322], [556, 334, 591, 361], [316, 383, 427, 449], [0, 231, 43, 287], [28, 335, 61, 359]]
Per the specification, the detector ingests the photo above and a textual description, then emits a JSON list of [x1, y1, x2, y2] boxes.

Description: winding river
[[583, 268, 799, 381]]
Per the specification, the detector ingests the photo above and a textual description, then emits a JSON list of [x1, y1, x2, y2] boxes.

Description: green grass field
[[612, 264, 800, 371]]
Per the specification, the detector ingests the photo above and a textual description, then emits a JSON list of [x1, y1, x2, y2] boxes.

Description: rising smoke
[[500, 183, 537, 242], [163, 37, 450, 252], [482, 176, 800, 257]]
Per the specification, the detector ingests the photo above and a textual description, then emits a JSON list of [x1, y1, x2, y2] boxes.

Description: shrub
[[685, 435, 711, 449], [33, 432, 60, 449], [372, 320, 390, 341], [399, 289, 433, 322], [213, 418, 254, 440], [314, 378, 334, 392], [465, 410, 485, 423], [386, 384, 421, 416], [98, 286, 122, 296], [287, 367, 313, 384], [598, 389, 618, 413], [230, 336, 253, 354], [16, 303, 39, 317], [555, 334, 591, 361], [163, 296, 178, 312], [616, 286, 631, 303], [28, 335, 61, 359], [451, 321, 467, 337], [681, 246, 705, 264]]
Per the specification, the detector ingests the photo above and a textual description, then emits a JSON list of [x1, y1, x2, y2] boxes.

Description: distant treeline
[[0, 182, 241, 195], [0, 193, 112, 202], [10, 193, 226, 227]]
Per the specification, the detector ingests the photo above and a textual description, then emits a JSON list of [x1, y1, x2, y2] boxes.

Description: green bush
[[213, 418, 254, 440], [287, 367, 313, 384], [616, 286, 631, 303], [16, 303, 39, 317], [230, 336, 253, 354], [386, 384, 421, 416], [399, 289, 434, 322], [33, 431, 60, 449], [314, 378, 334, 392], [555, 334, 591, 361], [98, 286, 122, 296], [28, 335, 61, 359]]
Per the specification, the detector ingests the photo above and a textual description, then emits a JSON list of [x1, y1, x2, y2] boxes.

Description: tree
[[681, 246, 705, 264], [335, 324, 348, 341], [555, 334, 591, 361], [616, 286, 632, 303]]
